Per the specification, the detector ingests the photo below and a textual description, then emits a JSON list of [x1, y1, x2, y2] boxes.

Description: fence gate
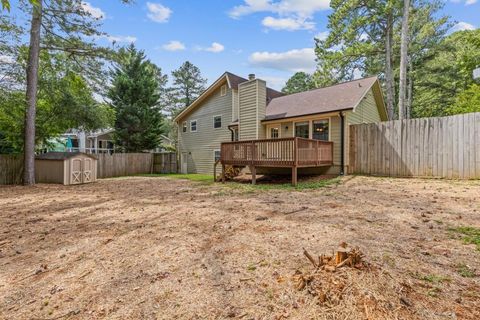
[[153, 152, 177, 174]]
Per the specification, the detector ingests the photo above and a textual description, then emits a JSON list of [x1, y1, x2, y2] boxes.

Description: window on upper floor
[[221, 85, 227, 96], [182, 121, 187, 133], [213, 115, 222, 129], [190, 120, 197, 132]]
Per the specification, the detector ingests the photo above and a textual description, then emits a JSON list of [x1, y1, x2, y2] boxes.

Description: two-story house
[[175, 72, 387, 181]]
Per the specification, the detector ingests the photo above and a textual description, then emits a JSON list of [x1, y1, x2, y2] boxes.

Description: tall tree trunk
[[384, 13, 396, 120], [23, 1, 43, 185], [406, 61, 413, 119], [398, 0, 410, 120]]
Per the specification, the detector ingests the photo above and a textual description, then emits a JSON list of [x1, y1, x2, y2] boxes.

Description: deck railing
[[220, 137, 333, 168]]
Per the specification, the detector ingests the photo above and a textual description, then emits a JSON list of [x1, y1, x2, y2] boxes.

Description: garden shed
[[35, 152, 97, 185]]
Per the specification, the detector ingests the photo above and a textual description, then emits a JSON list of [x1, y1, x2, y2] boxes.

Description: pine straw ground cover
[[0, 175, 479, 319]]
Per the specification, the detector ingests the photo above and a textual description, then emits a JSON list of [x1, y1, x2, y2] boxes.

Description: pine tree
[[108, 44, 166, 152], [168, 61, 207, 116]]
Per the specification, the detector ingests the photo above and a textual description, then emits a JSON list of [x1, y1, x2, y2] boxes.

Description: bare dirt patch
[[0, 176, 479, 319]]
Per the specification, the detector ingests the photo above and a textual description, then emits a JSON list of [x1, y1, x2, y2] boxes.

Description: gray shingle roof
[[265, 76, 379, 121], [225, 72, 283, 102], [36, 152, 97, 160]]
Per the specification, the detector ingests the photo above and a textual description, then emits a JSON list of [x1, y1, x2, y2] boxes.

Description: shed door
[[83, 158, 93, 183], [70, 158, 83, 184]]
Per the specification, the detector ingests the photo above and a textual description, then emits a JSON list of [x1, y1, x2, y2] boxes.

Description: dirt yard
[[0, 176, 479, 320]]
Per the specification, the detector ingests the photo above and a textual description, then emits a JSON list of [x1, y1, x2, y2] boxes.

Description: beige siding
[[238, 79, 266, 140], [257, 81, 267, 139], [348, 89, 381, 125], [330, 116, 341, 166], [177, 86, 233, 174], [345, 88, 384, 173], [232, 89, 239, 122], [281, 122, 292, 137]]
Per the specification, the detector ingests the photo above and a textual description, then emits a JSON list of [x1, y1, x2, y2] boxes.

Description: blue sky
[[13, 0, 480, 89]]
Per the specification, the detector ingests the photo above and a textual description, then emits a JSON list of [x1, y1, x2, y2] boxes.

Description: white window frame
[[190, 119, 198, 132], [266, 124, 281, 138], [213, 115, 222, 129], [220, 85, 227, 96], [291, 117, 331, 140], [213, 149, 221, 162], [293, 121, 310, 139], [312, 118, 331, 141], [270, 127, 279, 139], [182, 121, 187, 133]]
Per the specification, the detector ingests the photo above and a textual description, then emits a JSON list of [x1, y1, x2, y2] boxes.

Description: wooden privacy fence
[[0, 152, 178, 184], [96, 152, 177, 178], [349, 112, 480, 179], [153, 152, 177, 174], [96, 153, 154, 178], [0, 154, 23, 185]]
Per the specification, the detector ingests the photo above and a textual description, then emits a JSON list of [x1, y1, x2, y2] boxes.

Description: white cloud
[[249, 48, 316, 72], [147, 2, 172, 23], [315, 31, 329, 41], [198, 42, 225, 53], [262, 16, 314, 31], [162, 40, 186, 51], [94, 34, 137, 43], [81, 2, 105, 20], [451, 21, 476, 32], [258, 75, 288, 90], [229, 0, 330, 18], [451, 0, 477, 5], [230, 1, 329, 33]]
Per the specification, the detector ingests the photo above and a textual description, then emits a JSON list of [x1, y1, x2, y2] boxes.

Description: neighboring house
[[51, 129, 116, 154], [152, 134, 175, 153], [174, 72, 387, 178], [51, 130, 173, 154]]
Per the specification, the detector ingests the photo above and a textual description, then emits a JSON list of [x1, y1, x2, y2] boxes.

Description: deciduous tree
[[282, 72, 315, 94]]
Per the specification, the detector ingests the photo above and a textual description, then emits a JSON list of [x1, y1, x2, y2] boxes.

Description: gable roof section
[[174, 72, 283, 122], [264, 76, 386, 121]]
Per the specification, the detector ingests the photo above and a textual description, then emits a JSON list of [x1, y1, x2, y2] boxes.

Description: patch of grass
[[456, 263, 476, 278], [232, 177, 342, 192], [247, 263, 257, 271], [143, 173, 341, 191], [419, 274, 451, 284], [140, 173, 214, 184], [449, 226, 480, 251], [427, 287, 441, 297]]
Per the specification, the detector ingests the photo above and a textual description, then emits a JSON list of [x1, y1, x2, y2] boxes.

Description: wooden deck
[[219, 137, 333, 185]]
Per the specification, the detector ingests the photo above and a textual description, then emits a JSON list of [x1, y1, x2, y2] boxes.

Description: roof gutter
[[261, 108, 353, 123]]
